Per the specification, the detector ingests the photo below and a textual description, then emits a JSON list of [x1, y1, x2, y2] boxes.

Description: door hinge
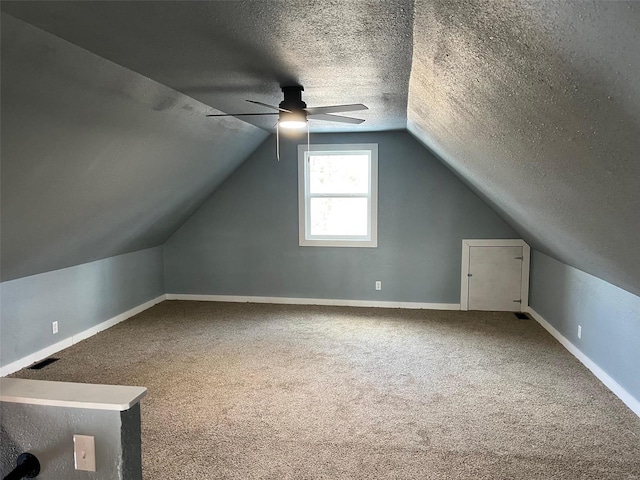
[[513, 299, 521, 303], [467, 273, 473, 277], [515, 256, 523, 260]]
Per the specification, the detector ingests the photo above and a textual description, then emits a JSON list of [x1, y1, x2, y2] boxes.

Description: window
[[298, 143, 378, 247]]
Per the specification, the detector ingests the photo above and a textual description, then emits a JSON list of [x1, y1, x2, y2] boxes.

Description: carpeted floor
[[11, 301, 640, 479]]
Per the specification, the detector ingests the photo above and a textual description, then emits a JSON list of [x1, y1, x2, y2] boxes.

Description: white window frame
[[298, 143, 378, 247]]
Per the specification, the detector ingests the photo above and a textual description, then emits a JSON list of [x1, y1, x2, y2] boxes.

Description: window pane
[[309, 154, 369, 194], [309, 198, 368, 236]]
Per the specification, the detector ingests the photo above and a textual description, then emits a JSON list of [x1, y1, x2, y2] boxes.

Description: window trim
[[298, 143, 378, 248]]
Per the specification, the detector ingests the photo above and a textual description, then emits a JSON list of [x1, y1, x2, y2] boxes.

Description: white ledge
[[0, 378, 147, 411]]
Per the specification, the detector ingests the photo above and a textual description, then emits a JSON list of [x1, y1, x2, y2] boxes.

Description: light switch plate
[[74, 434, 96, 471]]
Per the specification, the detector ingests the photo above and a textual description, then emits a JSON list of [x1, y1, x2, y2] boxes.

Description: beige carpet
[[12, 301, 640, 479]]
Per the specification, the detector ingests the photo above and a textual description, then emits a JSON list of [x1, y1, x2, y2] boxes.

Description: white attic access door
[[460, 240, 531, 312]]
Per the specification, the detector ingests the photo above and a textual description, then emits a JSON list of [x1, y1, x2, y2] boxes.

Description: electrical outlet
[[52, 321, 59, 334], [578, 325, 582, 339], [375, 281, 382, 291]]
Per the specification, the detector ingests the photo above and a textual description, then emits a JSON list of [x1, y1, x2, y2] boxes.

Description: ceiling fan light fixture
[[279, 110, 307, 129], [279, 120, 307, 129]]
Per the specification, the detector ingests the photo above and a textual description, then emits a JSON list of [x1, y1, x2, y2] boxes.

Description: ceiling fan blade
[[206, 112, 279, 117], [308, 113, 365, 124], [246, 100, 291, 112], [305, 103, 368, 115]]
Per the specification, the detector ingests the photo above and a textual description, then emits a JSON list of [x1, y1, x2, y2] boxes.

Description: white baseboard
[[6, 294, 635, 417], [527, 306, 640, 418], [166, 293, 460, 311], [0, 295, 166, 377]]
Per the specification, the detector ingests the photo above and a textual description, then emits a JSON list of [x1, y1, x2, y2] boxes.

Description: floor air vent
[[28, 358, 59, 370], [514, 312, 529, 320]]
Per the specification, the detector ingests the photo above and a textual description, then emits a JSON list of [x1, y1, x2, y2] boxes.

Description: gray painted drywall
[[165, 131, 517, 302], [1, 402, 142, 480], [529, 250, 640, 402], [0, 247, 164, 367], [1, 14, 267, 281], [1, 0, 413, 133], [408, 0, 640, 297]]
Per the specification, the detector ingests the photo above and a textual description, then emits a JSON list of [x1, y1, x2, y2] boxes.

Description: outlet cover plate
[[52, 321, 58, 334]]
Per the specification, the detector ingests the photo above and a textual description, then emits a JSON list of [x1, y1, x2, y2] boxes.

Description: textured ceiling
[[408, 0, 640, 297], [1, 1, 639, 298], [1, 0, 414, 132]]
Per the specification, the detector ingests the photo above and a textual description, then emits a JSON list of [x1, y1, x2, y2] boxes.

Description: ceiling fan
[[206, 85, 368, 129]]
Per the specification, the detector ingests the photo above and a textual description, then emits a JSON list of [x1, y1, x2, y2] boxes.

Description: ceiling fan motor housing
[[279, 86, 308, 125], [280, 86, 307, 111]]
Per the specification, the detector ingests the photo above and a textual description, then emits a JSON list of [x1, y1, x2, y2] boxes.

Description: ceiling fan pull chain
[[307, 121, 310, 155], [276, 122, 280, 161]]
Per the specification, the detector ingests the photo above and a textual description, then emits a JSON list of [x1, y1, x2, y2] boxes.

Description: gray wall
[[529, 250, 640, 402], [0, 247, 164, 367], [165, 131, 517, 303], [1, 402, 141, 480]]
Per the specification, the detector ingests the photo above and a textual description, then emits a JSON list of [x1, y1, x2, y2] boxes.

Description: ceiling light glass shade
[[279, 111, 308, 129], [279, 120, 307, 129]]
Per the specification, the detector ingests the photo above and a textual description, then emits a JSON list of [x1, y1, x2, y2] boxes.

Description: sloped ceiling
[[0, 0, 414, 281], [0, 0, 414, 132], [1, 14, 267, 281], [408, 0, 640, 297], [1, 1, 639, 299]]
